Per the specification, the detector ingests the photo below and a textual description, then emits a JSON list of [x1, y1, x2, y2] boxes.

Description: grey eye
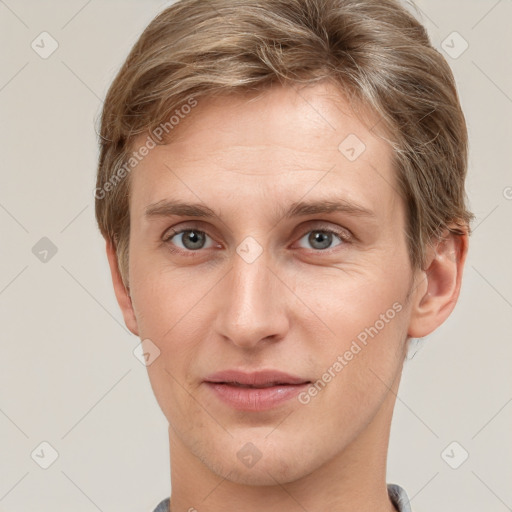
[[297, 230, 343, 251], [169, 230, 212, 250]]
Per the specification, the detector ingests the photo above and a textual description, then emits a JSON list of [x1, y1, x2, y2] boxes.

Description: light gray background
[[0, 0, 511, 511]]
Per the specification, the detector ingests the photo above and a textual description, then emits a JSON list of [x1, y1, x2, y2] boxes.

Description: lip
[[204, 370, 310, 411]]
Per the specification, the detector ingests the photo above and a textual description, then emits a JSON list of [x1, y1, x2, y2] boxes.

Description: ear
[[105, 239, 139, 336], [407, 228, 469, 339]]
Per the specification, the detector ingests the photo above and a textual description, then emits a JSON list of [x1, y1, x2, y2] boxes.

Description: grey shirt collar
[[152, 483, 412, 512]]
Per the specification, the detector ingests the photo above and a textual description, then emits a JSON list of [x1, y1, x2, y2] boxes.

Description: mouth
[[203, 370, 311, 411], [217, 381, 298, 388]]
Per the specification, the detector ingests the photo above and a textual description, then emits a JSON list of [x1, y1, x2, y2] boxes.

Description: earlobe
[[105, 240, 139, 336], [407, 229, 469, 339]]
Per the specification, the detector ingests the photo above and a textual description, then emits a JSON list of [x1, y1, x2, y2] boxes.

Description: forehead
[[129, 81, 401, 224]]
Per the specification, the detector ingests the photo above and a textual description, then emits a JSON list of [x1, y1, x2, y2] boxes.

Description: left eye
[[296, 230, 345, 251]]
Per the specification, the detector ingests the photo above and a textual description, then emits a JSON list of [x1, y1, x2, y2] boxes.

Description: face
[[122, 81, 421, 485]]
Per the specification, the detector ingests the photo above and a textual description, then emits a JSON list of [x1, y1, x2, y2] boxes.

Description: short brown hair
[[95, 0, 474, 288]]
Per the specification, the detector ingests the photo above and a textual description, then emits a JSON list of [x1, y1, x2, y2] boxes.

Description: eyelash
[[162, 223, 352, 256]]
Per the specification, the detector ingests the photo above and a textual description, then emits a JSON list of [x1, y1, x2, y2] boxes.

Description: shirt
[[152, 483, 412, 511]]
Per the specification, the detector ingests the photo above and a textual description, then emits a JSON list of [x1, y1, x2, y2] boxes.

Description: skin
[[106, 81, 468, 512]]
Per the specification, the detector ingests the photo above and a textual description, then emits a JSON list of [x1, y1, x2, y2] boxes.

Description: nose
[[213, 249, 290, 349]]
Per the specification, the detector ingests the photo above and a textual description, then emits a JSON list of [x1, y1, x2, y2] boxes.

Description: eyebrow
[[145, 197, 376, 222]]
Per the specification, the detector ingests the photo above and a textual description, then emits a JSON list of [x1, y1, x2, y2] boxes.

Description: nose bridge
[[215, 247, 288, 348]]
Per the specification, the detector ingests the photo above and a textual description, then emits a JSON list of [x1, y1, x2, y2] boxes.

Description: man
[[94, 1, 474, 510]]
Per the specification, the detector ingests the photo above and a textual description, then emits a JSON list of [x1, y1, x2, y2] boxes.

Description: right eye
[[163, 227, 218, 253]]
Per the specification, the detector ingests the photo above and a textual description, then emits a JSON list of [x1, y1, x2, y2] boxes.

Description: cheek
[[297, 261, 408, 335], [300, 268, 410, 401], [128, 249, 210, 337], [129, 243, 410, 357], [300, 307, 408, 445], [128, 263, 201, 404]]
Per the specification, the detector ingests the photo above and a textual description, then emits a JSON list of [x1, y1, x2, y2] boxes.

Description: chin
[[196, 433, 323, 486], [211, 455, 310, 486]]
